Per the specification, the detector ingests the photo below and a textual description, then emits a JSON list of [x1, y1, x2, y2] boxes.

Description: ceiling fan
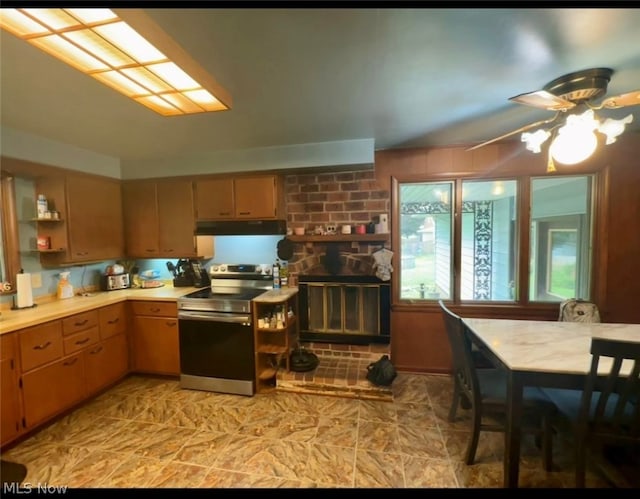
[[467, 67, 640, 169]]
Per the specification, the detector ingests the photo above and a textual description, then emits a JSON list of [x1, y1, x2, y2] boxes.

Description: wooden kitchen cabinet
[[131, 300, 180, 375], [15, 303, 130, 434], [86, 303, 129, 395], [85, 333, 128, 395], [195, 177, 234, 219], [36, 173, 124, 265], [18, 318, 87, 429], [21, 353, 85, 429], [122, 179, 199, 258], [252, 290, 299, 392], [1, 334, 22, 446], [195, 175, 283, 220]]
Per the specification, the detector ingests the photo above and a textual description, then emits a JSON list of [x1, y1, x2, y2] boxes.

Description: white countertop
[[463, 318, 640, 376], [0, 285, 299, 335], [0, 285, 201, 334]]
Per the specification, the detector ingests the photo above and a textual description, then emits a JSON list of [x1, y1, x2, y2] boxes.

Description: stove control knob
[[219, 265, 227, 272], [264, 266, 272, 275], [211, 265, 219, 273]]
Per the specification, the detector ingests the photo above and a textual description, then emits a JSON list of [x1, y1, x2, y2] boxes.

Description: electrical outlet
[[31, 272, 42, 289]]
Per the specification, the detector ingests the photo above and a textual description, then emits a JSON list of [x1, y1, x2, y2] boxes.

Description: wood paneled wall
[[374, 133, 640, 373]]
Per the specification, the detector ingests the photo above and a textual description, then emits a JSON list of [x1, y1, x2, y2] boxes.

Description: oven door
[[178, 310, 255, 396]]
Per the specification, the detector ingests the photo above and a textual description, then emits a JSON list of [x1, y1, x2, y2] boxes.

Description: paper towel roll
[[16, 273, 34, 309]]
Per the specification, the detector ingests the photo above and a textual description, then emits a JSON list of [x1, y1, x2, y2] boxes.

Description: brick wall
[[284, 169, 390, 276]]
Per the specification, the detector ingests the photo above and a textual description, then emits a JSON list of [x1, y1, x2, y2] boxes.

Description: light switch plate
[[31, 272, 42, 289]]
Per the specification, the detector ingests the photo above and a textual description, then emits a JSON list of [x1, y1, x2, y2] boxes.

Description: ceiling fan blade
[[466, 114, 560, 151], [509, 90, 576, 111], [601, 90, 640, 109]]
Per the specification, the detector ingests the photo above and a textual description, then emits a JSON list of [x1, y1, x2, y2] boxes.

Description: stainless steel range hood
[[195, 220, 287, 236]]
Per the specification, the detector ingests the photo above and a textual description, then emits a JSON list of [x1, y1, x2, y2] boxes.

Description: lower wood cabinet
[[4, 302, 130, 444], [85, 333, 129, 396], [21, 353, 85, 429], [131, 301, 180, 375], [1, 334, 22, 447]]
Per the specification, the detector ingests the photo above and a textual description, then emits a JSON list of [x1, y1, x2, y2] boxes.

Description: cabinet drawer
[[130, 301, 177, 317], [63, 326, 100, 356], [19, 321, 64, 372], [99, 302, 127, 339], [62, 310, 99, 336]]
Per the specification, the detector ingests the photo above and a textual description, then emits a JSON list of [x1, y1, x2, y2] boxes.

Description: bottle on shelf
[[273, 259, 281, 289], [37, 194, 48, 219], [280, 261, 289, 287]]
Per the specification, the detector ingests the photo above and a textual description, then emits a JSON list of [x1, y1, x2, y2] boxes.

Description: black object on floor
[[1, 460, 27, 485], [290, 347, 319, 372]]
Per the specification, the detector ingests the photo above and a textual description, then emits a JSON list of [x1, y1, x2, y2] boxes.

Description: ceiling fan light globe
[[598, 114, 633, 145], [550, 129, 598, 165], [521, 129, 550, 153]]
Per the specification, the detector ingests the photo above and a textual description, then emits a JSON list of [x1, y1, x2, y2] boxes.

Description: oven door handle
[[178, 311, 252, 324]]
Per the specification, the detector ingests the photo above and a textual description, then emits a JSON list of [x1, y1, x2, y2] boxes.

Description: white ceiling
[[2, 7, 640, 176]]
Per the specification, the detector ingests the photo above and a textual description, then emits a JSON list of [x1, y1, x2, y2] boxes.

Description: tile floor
[[2, 369, 625, 489]]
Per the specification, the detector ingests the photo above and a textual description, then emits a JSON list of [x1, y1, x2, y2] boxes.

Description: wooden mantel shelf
[[288, 234, 390, 243]]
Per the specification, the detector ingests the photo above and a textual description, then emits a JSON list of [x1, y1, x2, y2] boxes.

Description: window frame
[[392, 172, 598, 308]]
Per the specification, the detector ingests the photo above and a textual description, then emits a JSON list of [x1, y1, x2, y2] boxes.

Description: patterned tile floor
[[0, 372, 625, 489]]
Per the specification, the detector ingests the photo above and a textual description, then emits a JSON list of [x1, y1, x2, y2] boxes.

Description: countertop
[[0, 285, 299, 335]]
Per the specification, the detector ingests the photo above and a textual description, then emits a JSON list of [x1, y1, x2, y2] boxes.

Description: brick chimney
[[284, 169, 390, 277]]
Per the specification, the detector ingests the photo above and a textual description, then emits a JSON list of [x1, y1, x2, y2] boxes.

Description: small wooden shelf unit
[[252, 291, 299, 393]]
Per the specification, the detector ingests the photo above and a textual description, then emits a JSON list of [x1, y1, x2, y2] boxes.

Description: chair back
[[579, 337, 640, 443], [439, 300, 481, 410]]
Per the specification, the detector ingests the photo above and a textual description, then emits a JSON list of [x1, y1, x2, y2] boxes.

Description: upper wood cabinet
[[195, 175, 284, 220], [36, 173, 124, 265], [122, 179, 199, 258]]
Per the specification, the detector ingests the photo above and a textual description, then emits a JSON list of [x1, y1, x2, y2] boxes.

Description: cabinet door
[[157, 180, 197, 257], [234, 176, 277, 219], [122, 181, 159, 257], [22, 353, 85, 429], [132, 316, 180, 375], [1, 335, 22, 446], [195, 178, 234, 220], [85, 334, 129, 395], [99, 302, 127, 339], [66, 174, 124, 262]]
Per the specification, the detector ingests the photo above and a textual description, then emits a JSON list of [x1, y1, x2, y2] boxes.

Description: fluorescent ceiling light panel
[[0, 8, 232, 116]]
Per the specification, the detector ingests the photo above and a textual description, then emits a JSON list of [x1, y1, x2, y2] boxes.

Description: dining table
[[461, 318, 640, 488]]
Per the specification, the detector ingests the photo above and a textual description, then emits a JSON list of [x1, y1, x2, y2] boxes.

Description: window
[[399, 182, 453, 300], [461, 180, 517, 301], [397, 174, 594, 304], [529, 176, 594, 302]]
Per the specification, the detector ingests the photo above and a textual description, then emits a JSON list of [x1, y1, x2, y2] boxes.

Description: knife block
[[173, 276, 193, 287]]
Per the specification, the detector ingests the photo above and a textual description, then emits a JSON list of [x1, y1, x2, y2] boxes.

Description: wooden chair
[[542, 337, 640, 487], [439, 300, 556, 469]]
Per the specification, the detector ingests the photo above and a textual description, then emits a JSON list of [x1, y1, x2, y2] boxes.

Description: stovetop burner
[[183, 287, 268, 302], [178, 263, 273, 314]]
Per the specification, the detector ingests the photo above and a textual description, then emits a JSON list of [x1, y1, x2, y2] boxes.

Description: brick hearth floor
[[276, 345, 394, 401]]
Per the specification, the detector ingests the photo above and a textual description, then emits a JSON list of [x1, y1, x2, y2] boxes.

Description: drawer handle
[[75, 337, 90, 345], [89, 346, 103, 355], [238, 211, 251, 215], [74, 319, 89, 326], [63, 358, 78, 367], [166, 321, 176, 327], [107, 318, 120, 324], [145, 249, 155, 252], [151, 307, 161, 313], [33, 341, 52, 350]]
